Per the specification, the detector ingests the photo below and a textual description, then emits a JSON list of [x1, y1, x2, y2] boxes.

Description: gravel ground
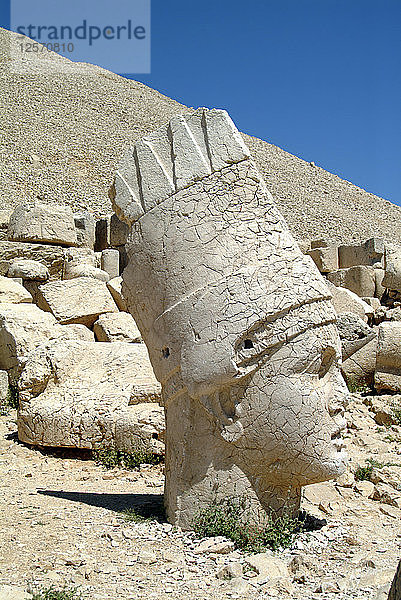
[[1, 394, 401, 600], [1, 27, 401, 246]]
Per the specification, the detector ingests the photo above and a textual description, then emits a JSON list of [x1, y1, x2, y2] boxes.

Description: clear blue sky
[[2, 0, 400, 206]]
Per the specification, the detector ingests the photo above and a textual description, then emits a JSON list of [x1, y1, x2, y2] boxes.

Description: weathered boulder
[[383, 243, 401, 292], [0, 241, 64, 279], [64, 264, 110, 282], [93, 312, 142, 343], [0, 303, 93, 382], [37, 277, 118, 326], [341, 336, 377, 388], [326, 281, 373, 322], [327, 266, 376, 298], [73, 211, 95, 249], [375, 322, 401, 392], [308, 247, 338, 273], [0, 276, 32, 304], [17, 340, 163, 453], [338, 238, 384, 269], [107, 276, 127, 311], [7, 258, 49, 281], [336, 313, 375, 360], [8, 202, 77, 246]]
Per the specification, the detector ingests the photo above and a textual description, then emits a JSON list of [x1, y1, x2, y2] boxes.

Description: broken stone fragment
[[37, 277, 118, 326], [17, 340, 163, 453], [375, 322, 401, 392], [8, 202, 77, 247], [93, 312, 142, 343], [7, 258, 49, 281], [0, 276, 32, 304]]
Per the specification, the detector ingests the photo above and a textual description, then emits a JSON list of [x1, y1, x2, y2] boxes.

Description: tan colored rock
[[244, 553, 288, 579], [336, 312, 375, 360], [0, 241, 64, 279], [372, 483, 401, 508], [308, 247, 338, 273], [327, 266, 376, 298], [93, 312, 141, 343], [73, 210, 95, 248], [375, 322, 401, 392], [326, 281, 373, 321], [383, 243, 401, 292], [101, 248, 120, 279], [338, 238, 384, 269], [0, 370, 8, 403], [354, 480, 375, 497], [8, 202, 77, 246], [37, 277, 118, 326], [0, 210, 12, 241], [17, 340, 163, 452], [0, 276, 32, 304], [193, 537, 235, 554], [362, 297, 381, 312], [107, 276, 127, 311], [0, 303, 93, 382], [7, 258, 49, 281], [116, 109, 348, 529], [63, 264, 110, 282], [0, 585, 30, 600], [341, 336, 377, 387]]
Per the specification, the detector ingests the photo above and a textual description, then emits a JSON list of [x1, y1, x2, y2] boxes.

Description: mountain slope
[[1, 27, 400, 245]]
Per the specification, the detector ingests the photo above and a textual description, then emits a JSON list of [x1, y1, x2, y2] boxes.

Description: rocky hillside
[[1, 27, 401, 246]]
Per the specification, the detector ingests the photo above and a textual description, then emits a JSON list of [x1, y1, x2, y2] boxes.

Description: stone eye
[[243, 339, 254, 349], [162, 347, 170, 358]]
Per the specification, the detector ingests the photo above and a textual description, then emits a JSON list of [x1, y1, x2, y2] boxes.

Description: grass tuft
[[92, 446, 163, 470], [192, 497, 303, 552], [29, 585, 82, 600]]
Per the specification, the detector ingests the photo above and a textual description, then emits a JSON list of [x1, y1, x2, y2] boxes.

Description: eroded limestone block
[[7, 259, 49, 281], [327, 266, 376, 298], [0, 241, 64, 279], [375, 322, 401, 392], [93, 312, 141, 343], [107, 276, 127, 311], [17, 340, 163, 453], [112, 108, 348, 529], [336, 313, 375, 361], [64, 264, 110, 282], [37, 277, 118, 326], [0, 276, 32, 304], [326, 281, 373, 322], [8, 202, 77, 246], [338, 238, 384, 269], [341, 336, 377, 387], [0, 303, 93, 382], [308, 247, 338, 273], [110, 213, 130, 247], [73, 211, 95, 249], [383, 243, 401, 292]]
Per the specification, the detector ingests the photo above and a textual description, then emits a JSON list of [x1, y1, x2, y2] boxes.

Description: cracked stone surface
[[113, 108, 348, 528], [17, 340, 163, 453]]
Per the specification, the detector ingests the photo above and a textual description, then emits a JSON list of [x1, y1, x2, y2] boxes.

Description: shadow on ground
[[37, 489, 166, 521]]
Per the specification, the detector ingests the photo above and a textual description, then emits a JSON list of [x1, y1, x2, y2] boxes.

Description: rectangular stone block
[[308, 247, 338, 273], [375, 322, 401, 392], [338, 238, 384, 269], [110, 213, 130, 247], [310, 239, 328, 249], [327, 266, 376, 298], [8, 202, 77, 247], [0, 241, 64, 279], [383, 243, 401, 292], [37, 277, 118, 326]]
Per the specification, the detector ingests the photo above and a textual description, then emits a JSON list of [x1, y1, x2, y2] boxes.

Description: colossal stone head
[[111, 108, 348, 528]]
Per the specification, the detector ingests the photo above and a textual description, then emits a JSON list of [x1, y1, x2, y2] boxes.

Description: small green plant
[[119, 507, 149, 523], [0, 384, 19, 415], [354, 463, 373, 481], [346, 379, 371, 394], [92, 446, 163, 470], [392, 407, 401, 426], [366, 457, 385, 469], [192, 497, 303, 552], [29, 585, 82, 600]]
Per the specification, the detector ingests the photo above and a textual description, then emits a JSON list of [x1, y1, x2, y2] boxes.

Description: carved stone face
[[217, 323, 348, 487]]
